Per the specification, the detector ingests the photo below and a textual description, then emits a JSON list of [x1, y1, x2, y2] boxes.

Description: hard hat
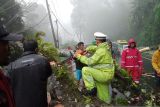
[[94, 32, 109, 40]]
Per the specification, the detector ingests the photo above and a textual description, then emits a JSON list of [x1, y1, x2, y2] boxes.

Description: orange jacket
[[152, 50, 160, 75]]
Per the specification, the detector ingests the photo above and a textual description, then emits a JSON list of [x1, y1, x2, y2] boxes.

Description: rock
[[113, 88, 128, 105], [56, 81, 60, 85], [68, 97, 72, 101], [85, 104, 90, 107], [113, 88, 126, 98], [124, 91, 131, 98], [145, 100, 153, 107], [141, 89, 147, 93], [75, 98, 77, 102]]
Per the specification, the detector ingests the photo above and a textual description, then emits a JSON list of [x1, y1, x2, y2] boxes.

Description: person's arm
[[76, 48, 103, 66], [86, 45, 97, 53]]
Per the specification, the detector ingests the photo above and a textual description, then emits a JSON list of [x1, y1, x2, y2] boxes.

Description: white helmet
[[94, 32, 109, 40]]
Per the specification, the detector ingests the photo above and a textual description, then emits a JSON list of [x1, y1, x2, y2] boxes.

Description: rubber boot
[[95, 81, 111, 104]]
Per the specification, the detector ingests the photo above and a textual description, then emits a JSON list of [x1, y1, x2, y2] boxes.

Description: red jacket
[[0, 70, 15, 107], [121, 38, 143, 81]]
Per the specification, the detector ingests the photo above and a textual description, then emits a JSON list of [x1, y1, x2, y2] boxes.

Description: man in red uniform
[[121, 38, 143, 101], [121, 38, 143, 84], [0, 25, 23, 107]]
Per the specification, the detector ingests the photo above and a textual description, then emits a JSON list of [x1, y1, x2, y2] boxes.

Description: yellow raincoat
[[76, 43, 115, 103], [152, 50, 160, 76]]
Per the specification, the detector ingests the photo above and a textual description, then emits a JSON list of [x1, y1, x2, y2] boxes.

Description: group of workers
[[1, 21, 160, 107], [73, 32, 115, 103], [73, 32, 143, 103], [73, 32, 160, 103]]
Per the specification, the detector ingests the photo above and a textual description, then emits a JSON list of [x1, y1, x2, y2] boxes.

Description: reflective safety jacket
[[121, 39, 143, 81], [77, 43, 115, 103], [77, 43, 114, 71]]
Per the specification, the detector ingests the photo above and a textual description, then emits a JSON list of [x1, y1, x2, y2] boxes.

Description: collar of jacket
[[97, 42, 108, 48], [22, 51, 36, 56]]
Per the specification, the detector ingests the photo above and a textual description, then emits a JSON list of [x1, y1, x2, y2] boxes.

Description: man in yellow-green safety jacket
[[74, 32, 115, 103]]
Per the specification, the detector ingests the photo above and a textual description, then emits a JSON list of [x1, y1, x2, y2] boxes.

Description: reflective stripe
[[22, 58, 34, 63], [138, 61, 143, 62], [121, 61, 125, 63], [93, 64, 114, 69], [125, 65, 139, 68], [126, 56, 137, 59]]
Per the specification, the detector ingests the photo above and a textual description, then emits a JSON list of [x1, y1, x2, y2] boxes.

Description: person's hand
[[50, 61, 57, 66], [74, 50, 83, 57], [82, 50, 88, 55], [74, 53, 80, 58], [76, 49, 83, 54], [57, 96, 62, 101]]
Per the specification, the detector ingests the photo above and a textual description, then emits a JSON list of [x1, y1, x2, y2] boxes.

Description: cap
[[0, 25, 23, 41], [94, 32, 108, 40]]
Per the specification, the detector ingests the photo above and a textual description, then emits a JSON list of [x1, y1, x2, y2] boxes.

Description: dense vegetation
[[0, 0, 24, 32], [2, 0, 160, 106], [131, 0, 160, 46]]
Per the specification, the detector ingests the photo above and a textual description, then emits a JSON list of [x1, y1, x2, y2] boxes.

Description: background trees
[[71, 0, 132, 42], [0, 0, 24, 32], [130, 0, 160, 46]]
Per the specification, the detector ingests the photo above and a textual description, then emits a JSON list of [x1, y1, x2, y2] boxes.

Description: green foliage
[[37, 38, 59, 61], [54, 65, 68, 79], [0, 0, 24, 32], [154, 3, 160, 24], [120, 69, 129, 78], [131, 0, 160, 46], [27, 32, 59, 61], [83, 96, 92, 104], [9, 42, 23, 62], [115, 64, 131, 81], [34, 32, 77, 93], [116, 98, 128, 106]]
